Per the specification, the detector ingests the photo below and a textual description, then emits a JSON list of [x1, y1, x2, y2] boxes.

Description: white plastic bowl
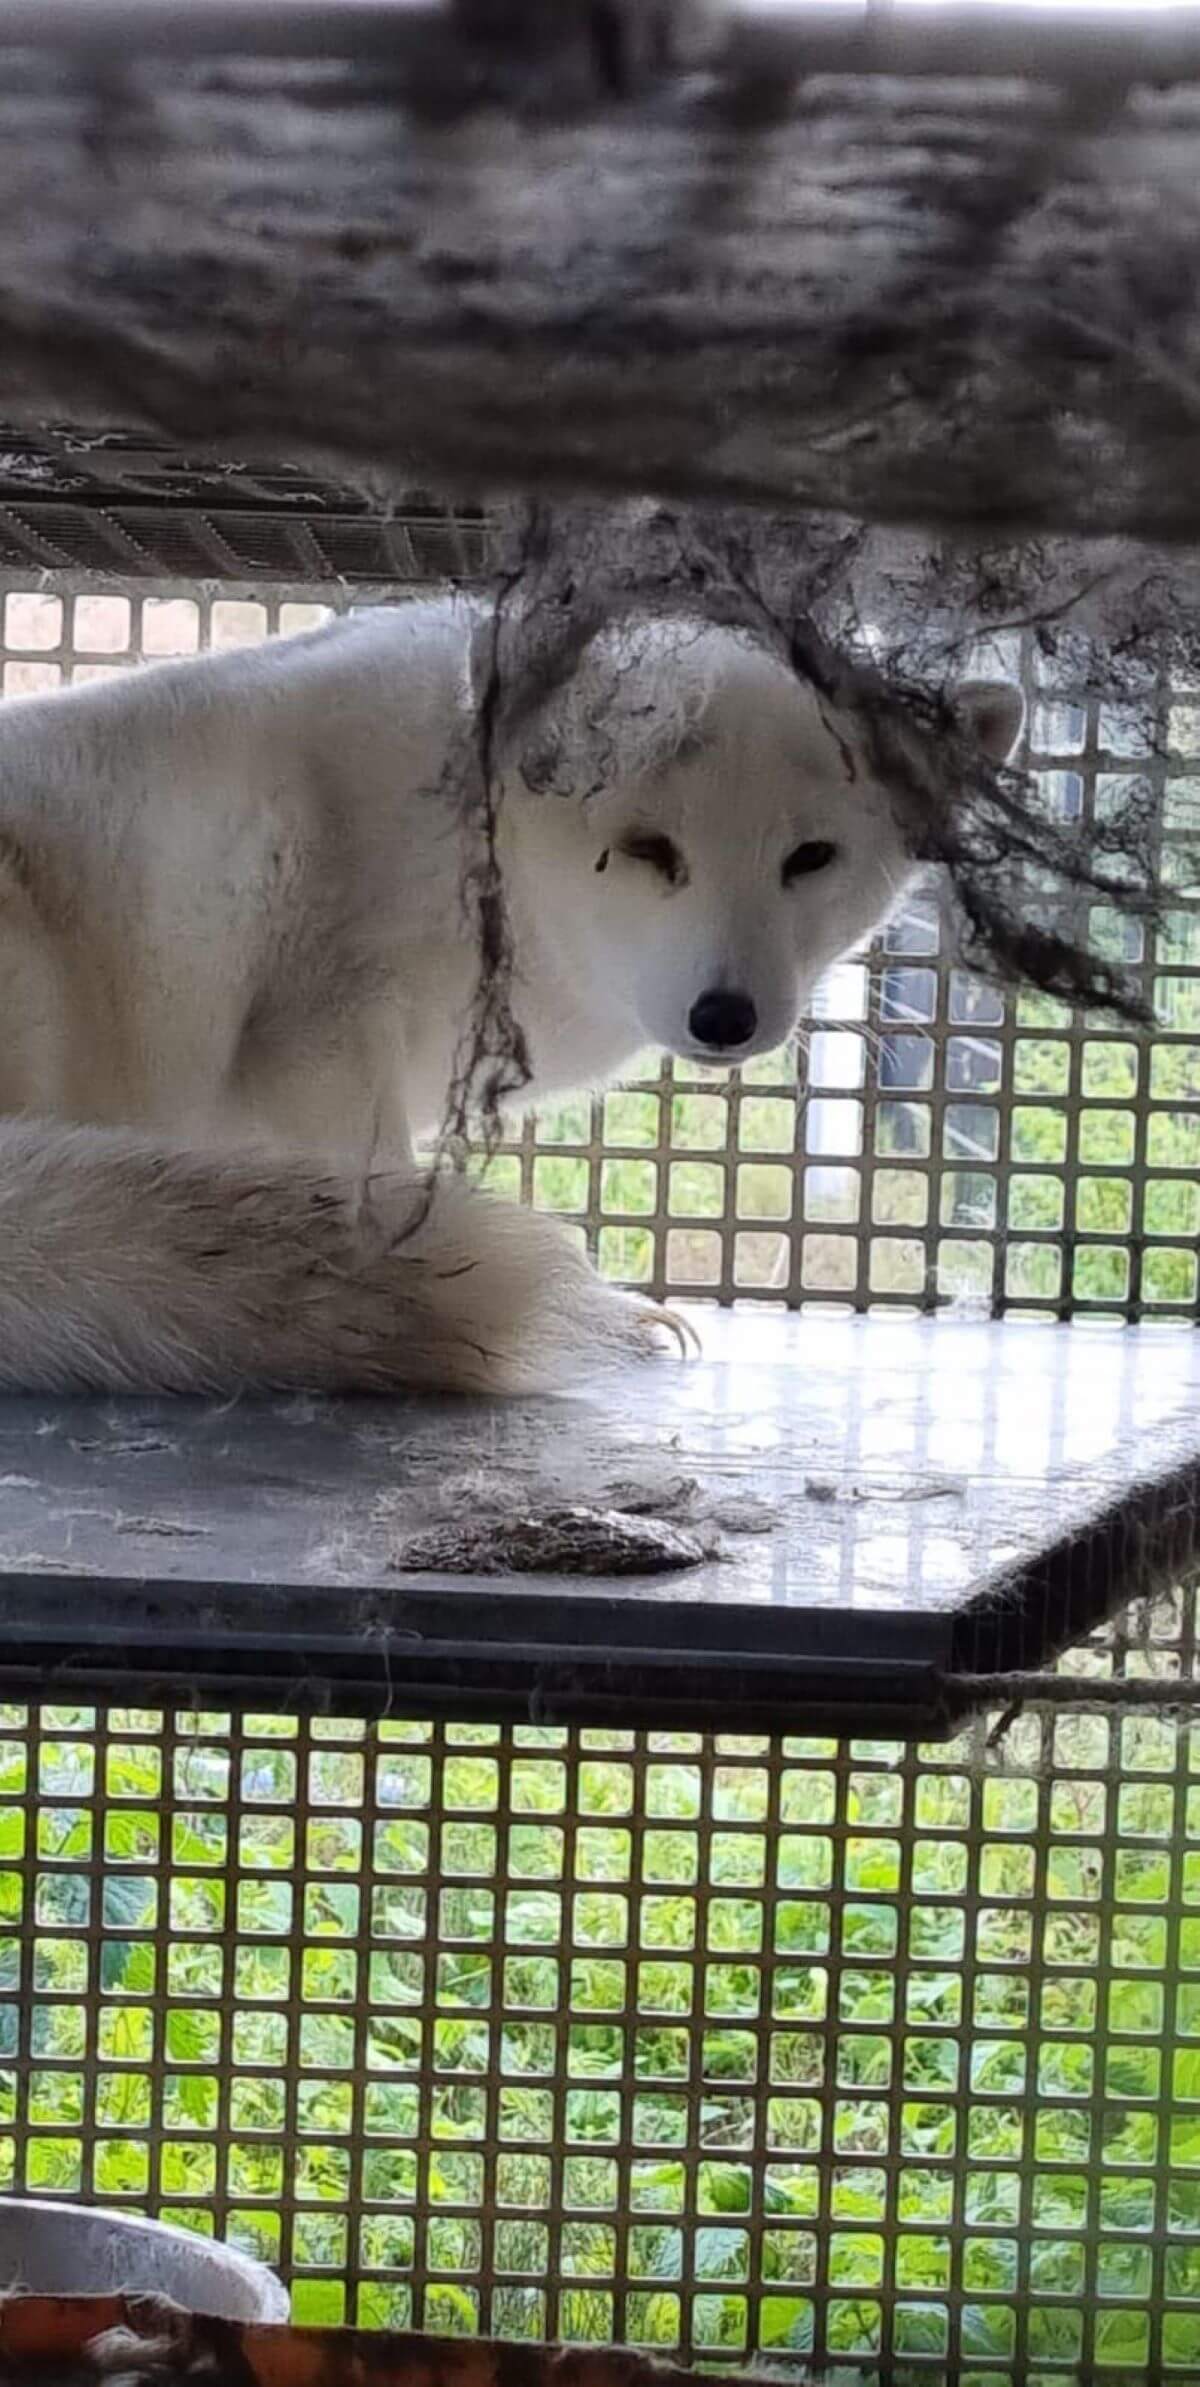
[[0, 2199, 289, 2322]]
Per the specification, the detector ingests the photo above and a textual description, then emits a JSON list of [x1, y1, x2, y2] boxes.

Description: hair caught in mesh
[[442, 499, 1189, 1146]]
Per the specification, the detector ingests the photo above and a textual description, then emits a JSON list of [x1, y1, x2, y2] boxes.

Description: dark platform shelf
[[0, 1313, 1194, 1734]]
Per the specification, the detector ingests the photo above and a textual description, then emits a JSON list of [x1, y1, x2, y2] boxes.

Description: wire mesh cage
[[2, 568, 1200, 2380], [2, 0, 1200, 2366], [6, 1612, 1200, 2380]]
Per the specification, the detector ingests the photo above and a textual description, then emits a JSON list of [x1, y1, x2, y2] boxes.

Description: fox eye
[[617, 831, 685, 886], [783, 838, 837, 885]]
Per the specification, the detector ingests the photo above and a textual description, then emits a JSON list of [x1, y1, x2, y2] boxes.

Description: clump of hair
[[443, 496, 1191, 1141]]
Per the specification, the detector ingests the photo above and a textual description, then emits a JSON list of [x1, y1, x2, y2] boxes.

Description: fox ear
[[491, 617, 691, 802], [506, 669, 591, 798], [953, 679, 1025, 765]]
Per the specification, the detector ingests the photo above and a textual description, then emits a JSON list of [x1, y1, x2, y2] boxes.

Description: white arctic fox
[[0, 595, 1020, 1394]]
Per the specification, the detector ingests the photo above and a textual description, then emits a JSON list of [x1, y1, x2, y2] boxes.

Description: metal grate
[[2, 573, 1197, 1327], [0, 436, 492, 586], [3, 1593, 1200, 2381]]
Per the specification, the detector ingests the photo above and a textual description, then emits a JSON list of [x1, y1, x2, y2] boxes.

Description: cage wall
[[6, 1600, 1200, 2384]]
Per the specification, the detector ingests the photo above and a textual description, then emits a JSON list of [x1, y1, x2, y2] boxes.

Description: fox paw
[[620, 1293, 701, 1360]]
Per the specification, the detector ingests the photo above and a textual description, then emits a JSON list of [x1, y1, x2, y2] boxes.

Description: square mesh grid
[[2, 570, 1196, 1325], [4, 1596, 1200, 2382]]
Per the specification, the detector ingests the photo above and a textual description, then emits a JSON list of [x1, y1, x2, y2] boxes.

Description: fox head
[[497, 615, 1023, 1067]]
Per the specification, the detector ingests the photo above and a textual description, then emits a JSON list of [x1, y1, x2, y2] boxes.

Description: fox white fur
[[0, 596, 1021, 1395]]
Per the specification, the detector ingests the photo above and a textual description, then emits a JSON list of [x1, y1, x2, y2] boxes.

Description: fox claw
[[627, 1296, 701, 1360]]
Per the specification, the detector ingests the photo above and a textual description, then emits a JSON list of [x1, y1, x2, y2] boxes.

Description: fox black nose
[[689, 988, 758, 1050]]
